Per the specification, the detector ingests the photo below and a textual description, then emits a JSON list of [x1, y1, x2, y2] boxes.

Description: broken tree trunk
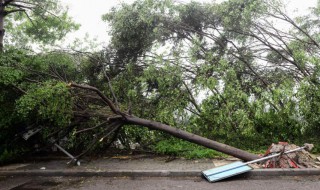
[[126, 116, 260, 161], [69, 83, 260, 161]]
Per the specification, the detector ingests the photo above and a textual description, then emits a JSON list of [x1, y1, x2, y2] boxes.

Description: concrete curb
[[0, 170, 199, 177], [0, 169, 320, 178]]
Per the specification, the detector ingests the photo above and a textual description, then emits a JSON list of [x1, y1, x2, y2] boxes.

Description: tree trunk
[[0, 0, 4, 52], [70, 83, 261, 161], [126, 116, 260, 161]]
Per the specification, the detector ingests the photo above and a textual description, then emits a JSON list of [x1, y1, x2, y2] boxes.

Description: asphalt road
[[1, 176, 320, 190]]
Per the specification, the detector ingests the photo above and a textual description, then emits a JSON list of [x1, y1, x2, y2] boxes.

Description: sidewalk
[[0, 154, 320, 178]]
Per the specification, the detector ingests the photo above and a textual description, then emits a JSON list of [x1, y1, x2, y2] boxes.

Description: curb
[[0, 170, 199, 177], [1, 169, 320, 178]]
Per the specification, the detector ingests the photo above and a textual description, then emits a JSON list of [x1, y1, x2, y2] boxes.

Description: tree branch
[[8, 3, 33, 10], [69, 83, 121, 115], [74, 121, 108, 135], [4, 8, 24, 16], [75, 121, 123, 159], [182, 81, 201, 114]]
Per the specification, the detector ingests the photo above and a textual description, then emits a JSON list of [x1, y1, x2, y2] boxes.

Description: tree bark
[[126, 116, 260, 161], [0, 0, 4, 52]]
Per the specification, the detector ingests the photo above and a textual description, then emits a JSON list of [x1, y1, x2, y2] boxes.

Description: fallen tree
[[0, 49, 262, 164], [69, 83, 260, 161], [7, 0, 320, 163]]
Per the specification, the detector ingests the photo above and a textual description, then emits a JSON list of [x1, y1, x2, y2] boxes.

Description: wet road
[[1, 176, 320, 190]]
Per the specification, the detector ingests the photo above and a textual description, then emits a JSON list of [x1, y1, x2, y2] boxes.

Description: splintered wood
[[262, 142, 320, 168]]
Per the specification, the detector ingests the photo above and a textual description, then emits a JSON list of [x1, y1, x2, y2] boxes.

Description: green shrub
[[154, 138, 227, 159]]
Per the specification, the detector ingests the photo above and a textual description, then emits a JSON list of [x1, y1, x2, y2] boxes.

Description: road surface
[[0, 176, 319, 190]]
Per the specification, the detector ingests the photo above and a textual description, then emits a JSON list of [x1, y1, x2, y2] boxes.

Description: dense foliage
[[101, 0, 320, 149], [0, 0, 79, 50], [1, 0, 320, 163]]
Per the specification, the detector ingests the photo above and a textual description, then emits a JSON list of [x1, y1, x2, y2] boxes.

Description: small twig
[[74, 121, 108, 135]]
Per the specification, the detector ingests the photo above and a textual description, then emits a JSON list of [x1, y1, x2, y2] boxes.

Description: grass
[[153, 139, 228, 159]]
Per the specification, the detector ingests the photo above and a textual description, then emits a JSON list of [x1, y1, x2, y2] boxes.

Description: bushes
[[154, 138, 226, 159], [0, 50, 77, 163]]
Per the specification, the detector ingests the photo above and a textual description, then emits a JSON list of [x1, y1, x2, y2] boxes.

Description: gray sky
[[60, 0, 317, 48]]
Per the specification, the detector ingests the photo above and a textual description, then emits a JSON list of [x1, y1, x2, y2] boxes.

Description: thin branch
[[182, 81, 201, 114], [4, 8, 24, 16], [75, 122, 123, 159], [271, 11, 320, 49], [8, 3, 33, 10], [74, 121, 108, 135], [69, 83, 121, 115], [11, 84, 26, 94], [23, 11, 36, 27], [184, 107, 201, 116], [104, 71, 120, 108], [25, 78, 41, 84]]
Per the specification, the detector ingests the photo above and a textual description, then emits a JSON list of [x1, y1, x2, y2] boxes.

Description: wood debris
[[262, 142, 318, 168]]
